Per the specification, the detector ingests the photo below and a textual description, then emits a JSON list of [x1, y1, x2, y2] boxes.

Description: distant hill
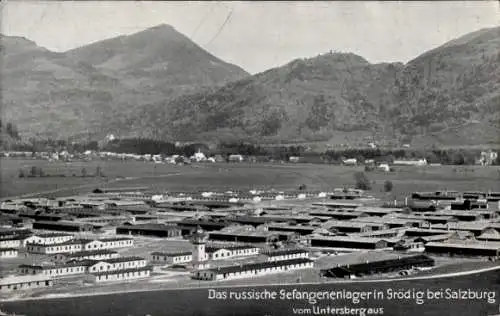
[[1, 25, 249, 139], [138, 26, 500, 145], [1, 34, 125, 139]]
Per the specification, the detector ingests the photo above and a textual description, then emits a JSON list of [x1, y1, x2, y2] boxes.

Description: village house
[[228, 154, 244, 162], [478, 150, 498, 166], [393, 159, 427, 166]]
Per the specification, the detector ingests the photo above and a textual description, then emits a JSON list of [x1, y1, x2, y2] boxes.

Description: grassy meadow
[[1, 158, 499, 199]]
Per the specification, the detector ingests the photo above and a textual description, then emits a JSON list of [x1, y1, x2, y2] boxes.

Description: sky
[[1, 1, 499, 74]]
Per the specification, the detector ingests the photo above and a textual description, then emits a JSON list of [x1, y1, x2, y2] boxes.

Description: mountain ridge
[[1, 25, 499, 146]]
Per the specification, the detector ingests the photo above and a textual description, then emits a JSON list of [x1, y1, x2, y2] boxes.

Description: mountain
[[136, 26, 500, 145], [391, 26, 500, 137], [1, 25, 249, 139], [66, 24, 248, 106], [1, 34, 123, 139], [2, 26, 499, 146]]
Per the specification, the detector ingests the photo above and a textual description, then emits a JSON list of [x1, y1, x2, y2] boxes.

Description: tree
[[95, 166, 103, 177], [353, 171, 372, 190], [384, 180, 393, 193], [5, 122, 19, 138], [30, 166, 38, 177]]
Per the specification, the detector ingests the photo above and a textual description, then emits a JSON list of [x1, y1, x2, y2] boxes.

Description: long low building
[[308, 210, 363, 221], [0, 236, 23, 249], [82, 238, 134, 250], [355, 228, 406, 239], [19, 261, 90, 278], [425, 241, 500, 257], [27, 239, 85, 254], [207, 245, 261, 260], [23, 233, 75, 246], [32, 221, 101, 232], [87, 256, 148, 273], [310, 236, 389, 250], [85, 266, 152, 283], [208, 231, 292, 244], [26, 238, 134, 255], [0, 228, 32, 241], [322, 220, 386, 233], [150, 251, 192, 265], [116, 223, 182, 238], [321, 254, 435, 278], [352, 217, 421, 229], [191, 258, 314, 281], [0, 248, 18, 258], [266, 225, 317, 236], [263, 249, 309, 262], [0, 274, 54, 292], [52, 249, 120, 263]]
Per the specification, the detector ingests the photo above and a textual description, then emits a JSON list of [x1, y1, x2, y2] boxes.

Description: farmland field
[[1, 158, 499, 199]]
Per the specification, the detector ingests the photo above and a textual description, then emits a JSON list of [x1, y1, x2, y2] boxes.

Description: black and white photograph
[[0, 1, 499, 315]]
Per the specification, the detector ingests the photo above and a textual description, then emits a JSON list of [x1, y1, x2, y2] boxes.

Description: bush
[[18, 169, 25, 178], [353, 171, 372, 190], [364, 165, 375, 172], [298, 184, 307, 191], [384, 180, 393, 193]]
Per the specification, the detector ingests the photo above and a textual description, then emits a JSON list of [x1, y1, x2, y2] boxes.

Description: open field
[[1, 159, 499, 199]]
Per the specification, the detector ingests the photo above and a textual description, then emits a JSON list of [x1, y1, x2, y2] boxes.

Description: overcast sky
[[1, 1, 499, 74]]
